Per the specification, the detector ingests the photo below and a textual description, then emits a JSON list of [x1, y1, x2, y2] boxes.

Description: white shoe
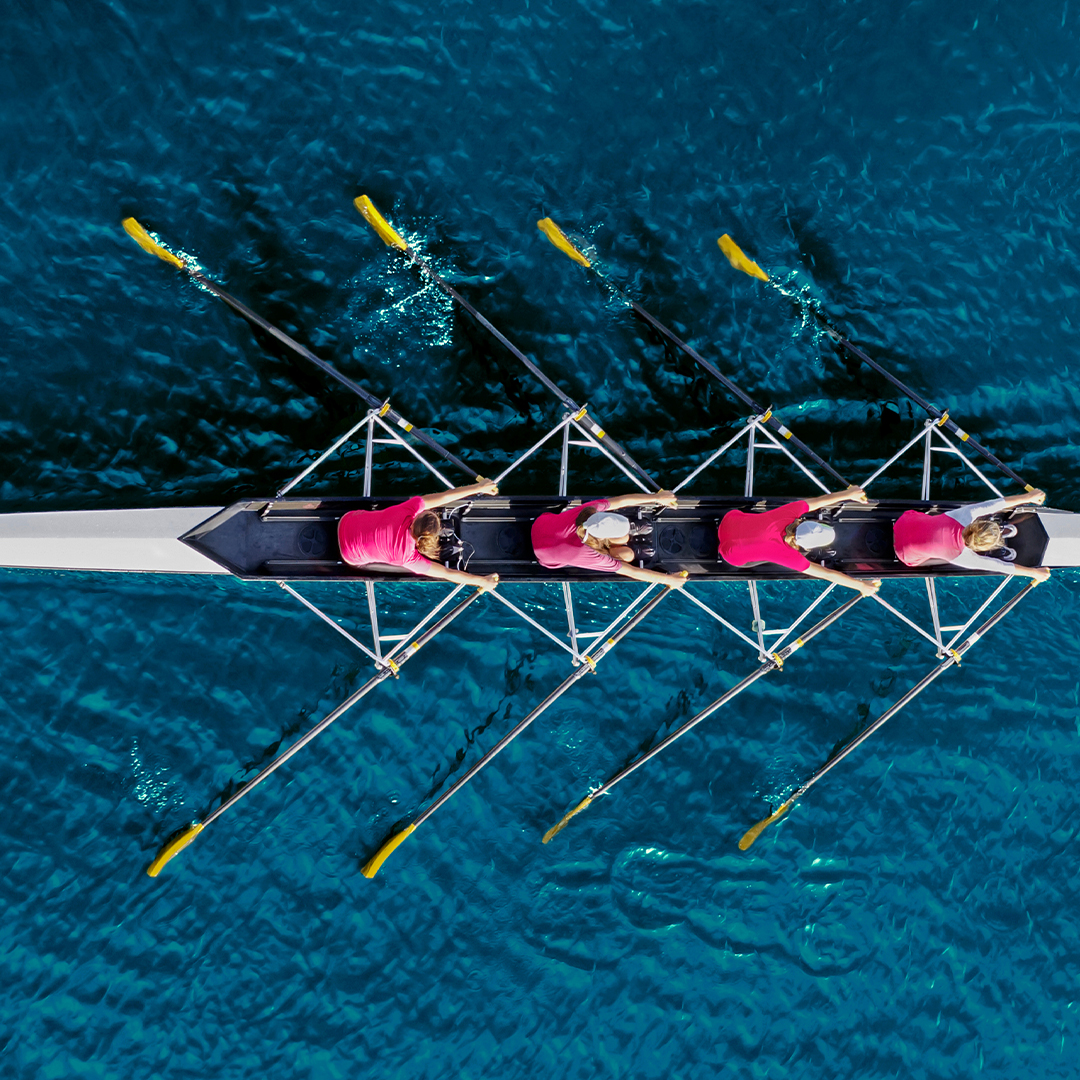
[[1001, 524, 1018, 539]]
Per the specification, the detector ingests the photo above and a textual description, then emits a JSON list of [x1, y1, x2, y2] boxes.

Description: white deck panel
[[1038, 509, 1080, 567], [0, 507, 228, 574]]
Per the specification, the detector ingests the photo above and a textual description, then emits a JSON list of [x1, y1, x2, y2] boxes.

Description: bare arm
[[951, 548, 1050, 582], [801, 562, 880, 596], [615, 564, 688, 588], [1001, 488, 1045, 511], [604, 490, 678, 512], [421, 478, 499, 511], [411, 560, 500, 591], [803, 486, 869, 513], [949, 489, 1045, 527]]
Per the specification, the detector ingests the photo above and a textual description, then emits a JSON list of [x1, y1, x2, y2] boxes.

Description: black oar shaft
[[829, 332, 1031, 490], [361, 587, 672, 875], [628, 300, 850, 487], [790, 579, 1037, 803], [356, 198, 659, 491], [123, 217, 477, 481], [187, 269, 479, 481]]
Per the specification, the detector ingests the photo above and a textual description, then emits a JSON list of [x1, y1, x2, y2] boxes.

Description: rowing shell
[[2, 497, 1079, 578]]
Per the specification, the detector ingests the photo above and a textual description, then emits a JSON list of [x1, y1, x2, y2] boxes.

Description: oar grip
[[541, 795, 594, 844], [123, 217, 186, 270], [146, 822, 204, 877], [738, 800, 792, 851], [718, 234, 770, 282], [354, 196, 409, 252], [537, 218, 592, 268], [361, 823, 417, 878]]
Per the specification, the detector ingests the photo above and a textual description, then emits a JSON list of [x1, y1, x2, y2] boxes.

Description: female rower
[[339, 479, 501, 589], [718, 486, 881, 597], [893, 490, 1050, 582], [531, 491, 689, 588]]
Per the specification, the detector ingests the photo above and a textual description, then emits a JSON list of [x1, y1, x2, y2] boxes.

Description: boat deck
[[179, 496, 1054, 582]]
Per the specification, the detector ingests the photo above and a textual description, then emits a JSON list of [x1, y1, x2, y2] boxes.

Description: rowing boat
[[3, 495, 1078, 580], [2, 197, 1072, 877]]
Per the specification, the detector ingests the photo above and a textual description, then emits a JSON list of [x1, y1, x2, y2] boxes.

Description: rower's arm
[[421, 478, 499, 510], [801, 562, 880, 596], [951, 548, 1051, 581], [411, 560, 499, 591], [615, 564, 688, 588], [1001, 489, 1045, 511], [803, 486, 868, 512], [605, 490, 678, 511]]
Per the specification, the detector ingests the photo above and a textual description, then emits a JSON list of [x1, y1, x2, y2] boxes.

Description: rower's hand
[[478, 573, 500, 592], [477, 478, 499, 496], [844, 485, 869, 504], [1028, 489, 1046, 506], [666, 571, 690, 590], [652, 489, 678, 508], [856, 578, 882, 597], [1030, 566, 1051, 583]]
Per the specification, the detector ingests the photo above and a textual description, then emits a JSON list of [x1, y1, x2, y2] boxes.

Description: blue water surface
[[2, 1, 1080, 1077]]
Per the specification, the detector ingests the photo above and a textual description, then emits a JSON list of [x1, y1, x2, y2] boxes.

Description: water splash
[[129, 738, 177, 813]]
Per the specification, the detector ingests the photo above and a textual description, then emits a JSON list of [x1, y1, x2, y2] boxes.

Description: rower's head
[[963, 519, 1003, 552], [576, 507, 631, 550], [411, 510, 443, 559], [792, 520, 836, 551]]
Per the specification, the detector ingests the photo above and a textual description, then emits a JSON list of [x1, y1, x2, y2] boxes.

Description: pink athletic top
[[717, 500, 811, 571], [893, 510, 965, 566], [338, 496, 430, 572], [531, 499, 622, 573]]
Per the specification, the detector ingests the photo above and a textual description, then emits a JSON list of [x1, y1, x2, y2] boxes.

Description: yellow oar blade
[[537, 218, 592, 268], [146, 822, 204, 877], [738, 799, 793, 851], [123, 217, 186, 271], [718, 234, 769, 282], [541, 795, 593, 844], [354, 195, 409, 252], [361, 823, 417, 878]]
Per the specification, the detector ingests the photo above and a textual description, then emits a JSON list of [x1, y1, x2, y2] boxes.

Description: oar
[[543, 592, 862, 843], [122, 218, 480, 483], [738, 578, 1039, 850], [717, 233, 1035, 492], [353, 196, 661, 493], [146, 586, 486, 877], [361, 584, 674, 877], [536, 218, 850, 487]]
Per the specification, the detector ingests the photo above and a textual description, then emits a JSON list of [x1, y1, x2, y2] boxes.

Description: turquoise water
[[3, 1, 1080, 1076]]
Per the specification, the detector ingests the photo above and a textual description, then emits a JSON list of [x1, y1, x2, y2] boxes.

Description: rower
[[531, 492, 688, 588], [893, 490, 1051, 582], [718, 486, 881, 596], [339, 479, 501, 589]]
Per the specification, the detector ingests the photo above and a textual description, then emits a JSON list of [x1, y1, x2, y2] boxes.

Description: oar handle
[[356, 198, 660, 492]]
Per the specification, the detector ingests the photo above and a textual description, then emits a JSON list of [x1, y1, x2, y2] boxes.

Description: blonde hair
[[963, 519, 1003, 553], [575, 506, 611, 554], [411, 510, 442, 559]]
